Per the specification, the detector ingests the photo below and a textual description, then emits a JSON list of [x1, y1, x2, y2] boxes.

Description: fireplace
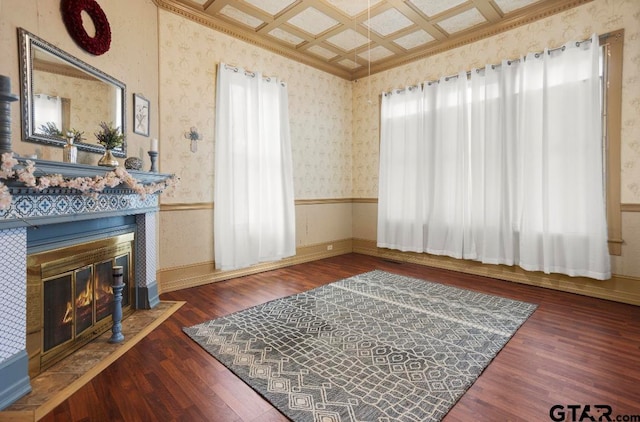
[[0, 158, 172, 410], [26, 233, 136, 376]]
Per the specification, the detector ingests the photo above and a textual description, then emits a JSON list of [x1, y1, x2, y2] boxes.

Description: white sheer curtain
[[468, 60, 520, 265], [378, 34, 610, 279], [377, 86, 425, 252], [34, 94, 62, 132], [514, 36, 609, 278], [423, 73, 469, 258], [214, 63, 295, 271]]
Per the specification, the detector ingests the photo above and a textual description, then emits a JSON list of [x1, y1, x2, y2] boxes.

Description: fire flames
[[61, 278, 114, 324], [62, 301, 73, 324], [76, 280, 93, 308]]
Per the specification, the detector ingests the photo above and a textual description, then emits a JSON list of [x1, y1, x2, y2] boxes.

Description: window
[[33, 94, 62, 134], [378, 33, 617, 279], [213, 64, 296, 271]]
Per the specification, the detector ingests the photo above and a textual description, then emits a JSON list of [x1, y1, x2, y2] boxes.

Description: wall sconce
[[185, 127, 201, 153]]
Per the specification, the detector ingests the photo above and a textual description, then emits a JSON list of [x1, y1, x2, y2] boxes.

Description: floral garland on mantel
[[0, 152, 179, 210]]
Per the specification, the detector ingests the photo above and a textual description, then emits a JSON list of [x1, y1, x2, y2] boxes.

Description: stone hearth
[[3, 301, 183, 421]]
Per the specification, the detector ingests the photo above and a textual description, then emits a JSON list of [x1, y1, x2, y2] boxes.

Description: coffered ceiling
[[155, 0, 591, 80]]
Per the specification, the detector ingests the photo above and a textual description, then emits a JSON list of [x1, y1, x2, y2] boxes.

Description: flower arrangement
[[66, 128, 85, 143], [0, 152, 179, 211], [95, 121, 123, 150]]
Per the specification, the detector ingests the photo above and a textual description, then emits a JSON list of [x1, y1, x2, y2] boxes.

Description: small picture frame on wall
[[133, 93, 150, 137]]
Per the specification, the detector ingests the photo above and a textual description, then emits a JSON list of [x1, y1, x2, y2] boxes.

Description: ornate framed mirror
[[18, 27, 126, 157]]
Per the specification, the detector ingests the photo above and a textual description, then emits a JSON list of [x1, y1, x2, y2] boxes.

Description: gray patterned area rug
[[183, 270, 537, 421]]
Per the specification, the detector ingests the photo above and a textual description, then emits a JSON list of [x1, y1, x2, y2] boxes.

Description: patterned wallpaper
[[352, 0, 640, 203], [158, 10, 353, 203]]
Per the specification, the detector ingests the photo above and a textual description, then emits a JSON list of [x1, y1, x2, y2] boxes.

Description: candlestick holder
[[148, 150, 158, 172], [0, 75, 19, 155], [109, 266, 125, 344]]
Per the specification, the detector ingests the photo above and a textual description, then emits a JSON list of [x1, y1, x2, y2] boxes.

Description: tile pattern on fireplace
[[0, 227, 27, 360], [0, 193, 158, 220], [135, 213, 155, 288]]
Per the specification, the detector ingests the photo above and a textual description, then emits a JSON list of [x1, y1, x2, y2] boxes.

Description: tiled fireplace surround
[[0, 159, 171, 409]]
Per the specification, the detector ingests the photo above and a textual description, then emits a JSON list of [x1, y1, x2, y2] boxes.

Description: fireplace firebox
[[26, 233, 135, 376]]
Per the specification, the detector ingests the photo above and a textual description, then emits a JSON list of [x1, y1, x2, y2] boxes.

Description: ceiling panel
[[287, 6, 340, 35], [268, 27, 305, 45], [437, 7, 487, 34], [307, 44, 339, 59], [407, 0, 467, 18], [219, 4, 264, 28], [358, 45, 394, 62], [326, 28, 370, 52], [244, 0, 297, 15], [158, 0, 594, 80], [393, 29, 435, 50], [363, 8, 414, 36], [324, 0, 384, 17]]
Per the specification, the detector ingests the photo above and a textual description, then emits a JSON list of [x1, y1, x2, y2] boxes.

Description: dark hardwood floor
[[41, 253, 640, 421]]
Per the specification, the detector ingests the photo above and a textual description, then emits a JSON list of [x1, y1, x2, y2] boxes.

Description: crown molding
[[152, 0, 352, 80], [154, 0, 593, 81]]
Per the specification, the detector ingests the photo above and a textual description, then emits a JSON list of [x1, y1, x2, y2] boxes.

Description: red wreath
[[61, 0, 111, 56]]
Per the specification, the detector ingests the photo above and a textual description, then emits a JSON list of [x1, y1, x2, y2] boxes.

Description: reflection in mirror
[[18, 28, 126, 157]]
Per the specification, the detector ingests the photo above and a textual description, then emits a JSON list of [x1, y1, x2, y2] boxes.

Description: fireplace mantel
[[1, 159, 173, 229], [0, 159, 172, 410], [7, 158, 170, 184]]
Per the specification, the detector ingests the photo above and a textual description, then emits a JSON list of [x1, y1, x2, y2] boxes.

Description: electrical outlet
[[327, 244, 333, 251]]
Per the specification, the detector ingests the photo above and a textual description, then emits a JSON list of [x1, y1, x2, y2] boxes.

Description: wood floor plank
[[36, 254, 640, 421]]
